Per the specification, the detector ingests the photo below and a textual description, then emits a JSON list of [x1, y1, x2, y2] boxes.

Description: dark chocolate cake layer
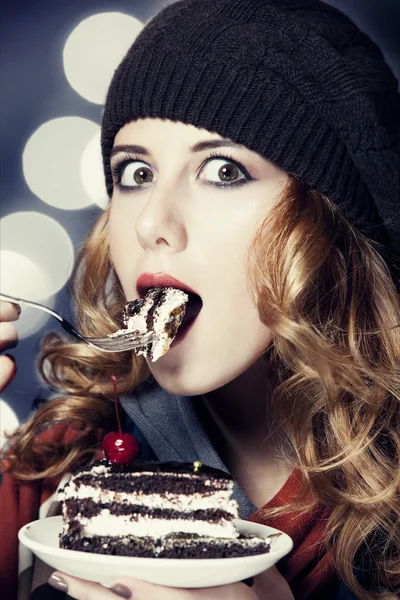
[[64, 498, 234, 522], [73, 473, 229, 495], [59, 533, 271, 559]]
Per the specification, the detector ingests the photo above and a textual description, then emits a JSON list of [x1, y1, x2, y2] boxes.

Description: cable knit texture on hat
[[101, 0, 400, 275]]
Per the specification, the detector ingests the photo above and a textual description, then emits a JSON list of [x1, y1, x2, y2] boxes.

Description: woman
[[1, 0, 399, 599]]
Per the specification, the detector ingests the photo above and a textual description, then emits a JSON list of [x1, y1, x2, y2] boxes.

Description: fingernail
[[110, 583, 132, 598], [5, 354, 16, 363], [242, 577, 254, 587], [15, 304, 21, 316], [48, 573, 68, 592]]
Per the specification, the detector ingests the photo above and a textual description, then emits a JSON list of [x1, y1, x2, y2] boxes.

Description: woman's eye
[[118, 161, 155, 188], [198, 158, 249, 186]]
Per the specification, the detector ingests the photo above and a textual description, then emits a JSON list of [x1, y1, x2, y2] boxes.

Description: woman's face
[[108, 118, 288, 395]]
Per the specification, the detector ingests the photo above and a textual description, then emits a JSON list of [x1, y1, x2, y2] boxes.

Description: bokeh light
[[0, 399, 20, 450], [0, 211, 74, 337], [1, 212, 74, 295], [23, 117, 101, 210], [80, 130, 109, 209], [63, 12, 143, 105], [0, 250, 55, 337], [1, 250, 51, 298]]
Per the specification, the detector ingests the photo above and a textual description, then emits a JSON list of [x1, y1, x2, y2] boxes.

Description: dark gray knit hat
[[101, 0, 400, 280]]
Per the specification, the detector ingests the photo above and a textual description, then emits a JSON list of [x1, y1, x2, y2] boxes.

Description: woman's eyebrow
[[111, 144, 150, 157], [190, 140, 244, 152]]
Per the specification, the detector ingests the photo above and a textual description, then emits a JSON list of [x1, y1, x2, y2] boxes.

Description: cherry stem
[[111, 375, 122, 435]]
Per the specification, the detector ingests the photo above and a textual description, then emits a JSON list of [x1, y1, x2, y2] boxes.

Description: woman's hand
[[48, 566, 294, 600], [49, 575, 258, 600], [0, 301, 20, 392]]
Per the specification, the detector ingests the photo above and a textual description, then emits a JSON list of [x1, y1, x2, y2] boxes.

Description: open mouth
[[181, 292, 203, 328], [170, 291, 202, 347]]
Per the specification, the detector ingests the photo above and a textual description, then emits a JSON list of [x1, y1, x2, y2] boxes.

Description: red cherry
[[103, 431, 139, 465], [102, 375, 139, 465]]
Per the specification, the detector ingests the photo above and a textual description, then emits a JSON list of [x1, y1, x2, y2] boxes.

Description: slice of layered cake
[[58, 460, 271, 558], [109, 287, 189, 362]]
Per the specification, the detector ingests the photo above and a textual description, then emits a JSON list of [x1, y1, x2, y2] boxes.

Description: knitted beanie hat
[[101, 0, 400, 276]]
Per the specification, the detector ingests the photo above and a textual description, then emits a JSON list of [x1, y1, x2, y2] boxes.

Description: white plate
[[18, 516, 293, 588]]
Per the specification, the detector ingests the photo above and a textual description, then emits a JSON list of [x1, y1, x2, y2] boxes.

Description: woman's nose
[[135, 184, 188, 252]]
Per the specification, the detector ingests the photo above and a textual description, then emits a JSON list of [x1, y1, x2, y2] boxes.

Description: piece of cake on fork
[[110, 287, 189, 361]]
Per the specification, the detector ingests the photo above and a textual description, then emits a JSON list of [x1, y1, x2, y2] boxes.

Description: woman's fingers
[[0, 321, 19, 351], [49, 574, 183, 600], [111, 579, 256, 600], [48, 573, 115, 600], [48, 573, 181, 600], [0, 355, 17, 393], [48, 572, 257, 600], [0, 302, 19, 392], [0, 302, 20, 353], [0, 301, 21, 322]]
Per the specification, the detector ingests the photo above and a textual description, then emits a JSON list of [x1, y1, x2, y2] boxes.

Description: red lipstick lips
[[136, 272, 198, 298]]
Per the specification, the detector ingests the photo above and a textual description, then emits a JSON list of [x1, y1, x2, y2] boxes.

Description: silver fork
[[0, 292, 157, 353]]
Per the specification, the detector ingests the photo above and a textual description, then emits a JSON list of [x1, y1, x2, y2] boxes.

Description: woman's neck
[[201, 359, 294, 507]]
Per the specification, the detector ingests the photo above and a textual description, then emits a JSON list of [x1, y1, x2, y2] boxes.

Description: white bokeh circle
[[1, 212, 74, 295], [0, 250, 54, 337], [0, 212, 74, 337], [1, 251, 50, 298], [0, 399, 19, 450], [23, 117, 101, 210], [63, 12, 143, 105], [81, 131, 109, 209]]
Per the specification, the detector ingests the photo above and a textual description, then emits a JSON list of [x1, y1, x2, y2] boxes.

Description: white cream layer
[[108, 295, 153, 338], [60, 485, 238, 515], [73, 511, 239, 539]]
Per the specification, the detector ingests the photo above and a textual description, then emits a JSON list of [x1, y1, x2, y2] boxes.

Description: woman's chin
[[146, 326, 272, 397], [148, 369, 215, 397], [147, 360, 250, 398]]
